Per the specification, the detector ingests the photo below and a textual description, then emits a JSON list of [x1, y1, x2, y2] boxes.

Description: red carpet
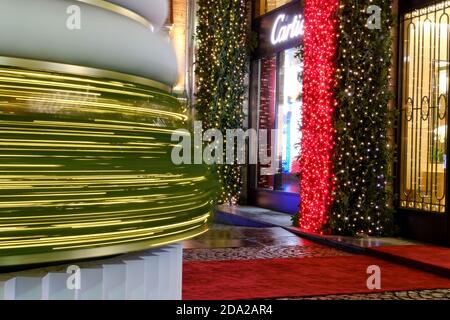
[[183, 255, 450, 300], [367, 245, 450, 277]]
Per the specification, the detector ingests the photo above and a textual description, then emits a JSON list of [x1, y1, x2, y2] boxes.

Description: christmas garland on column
[[329, 0, 395, 236], [195, 0, 249, 204]]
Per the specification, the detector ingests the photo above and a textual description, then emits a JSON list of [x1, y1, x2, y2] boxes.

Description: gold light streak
[[0, 200, 211, 222], [0, 57, 172, 92], [0, 65, 215, 267], [0, 214, 210, 249], [0, 119, 184, 136], [55, 224, 209, 251]]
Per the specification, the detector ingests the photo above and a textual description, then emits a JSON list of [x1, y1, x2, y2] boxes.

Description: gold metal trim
[[75, 0, 154, 31], [0, 56, 172, 92]]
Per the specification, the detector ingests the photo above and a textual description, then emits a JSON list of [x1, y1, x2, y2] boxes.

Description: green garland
[[195, 0, 250, 204], [291, 44, 304, 228], [329, 0, 396, 236]]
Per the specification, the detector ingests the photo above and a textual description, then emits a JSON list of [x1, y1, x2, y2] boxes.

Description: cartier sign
[[253, 0, 303, 58], [270, 14, 304, 45]]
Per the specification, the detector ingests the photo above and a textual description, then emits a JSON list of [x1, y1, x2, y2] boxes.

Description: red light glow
[[299, 0, 339, 234]]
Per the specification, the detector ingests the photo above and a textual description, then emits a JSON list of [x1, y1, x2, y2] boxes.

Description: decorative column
[[330, 0, 395, 236], [299, 0, 339, 234]]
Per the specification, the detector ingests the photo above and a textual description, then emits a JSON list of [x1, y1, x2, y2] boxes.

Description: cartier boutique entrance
[[248, 0, 303, 214], [397, 0, 450, 245]]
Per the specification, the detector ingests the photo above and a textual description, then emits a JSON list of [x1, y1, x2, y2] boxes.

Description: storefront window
[[254, 0, 293, 17], [400, 2, 449, 213], [256, 47, 302, 192], [278, 48, 302, 177]]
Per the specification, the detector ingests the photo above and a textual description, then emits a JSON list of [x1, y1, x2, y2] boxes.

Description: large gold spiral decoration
[[0, 61, 214, 267]]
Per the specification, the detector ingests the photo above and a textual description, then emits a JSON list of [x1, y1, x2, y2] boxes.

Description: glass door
[[400, 3, 449, 213], [255, 47, 303, 192]]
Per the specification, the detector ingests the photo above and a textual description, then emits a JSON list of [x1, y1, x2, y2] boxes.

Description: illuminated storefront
[[397, 0, 450, 244], [248, 0, 303, 213]]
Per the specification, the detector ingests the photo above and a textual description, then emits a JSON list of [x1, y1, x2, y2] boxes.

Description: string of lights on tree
[[195, 0, 249, 204], [329, 0, 395, 236], [299, 0, 339, 234]]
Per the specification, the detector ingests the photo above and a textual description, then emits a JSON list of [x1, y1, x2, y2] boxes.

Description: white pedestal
[[0, 244, 183, 300]]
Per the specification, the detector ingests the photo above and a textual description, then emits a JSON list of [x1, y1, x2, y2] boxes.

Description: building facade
[[173, 0, 450, 245], [244, 0, 450, 245]]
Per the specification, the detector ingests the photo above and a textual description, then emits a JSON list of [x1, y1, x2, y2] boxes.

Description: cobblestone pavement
[[279, 289, 450, 300], [183, 245, 350, 261], [183, 224, 450, 300], [183, 224, 349, 261]]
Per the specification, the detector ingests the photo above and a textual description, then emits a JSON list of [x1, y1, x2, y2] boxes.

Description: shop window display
[[256, 47, 303, 192]]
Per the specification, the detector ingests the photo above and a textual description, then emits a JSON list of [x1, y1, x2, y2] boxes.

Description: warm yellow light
[[0, 65, 214, 267]]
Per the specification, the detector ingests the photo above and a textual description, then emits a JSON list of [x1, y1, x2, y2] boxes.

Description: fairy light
[[195, 0, 248, 205], [329, 0, 395, 236], [299, 0, 339, 234]]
